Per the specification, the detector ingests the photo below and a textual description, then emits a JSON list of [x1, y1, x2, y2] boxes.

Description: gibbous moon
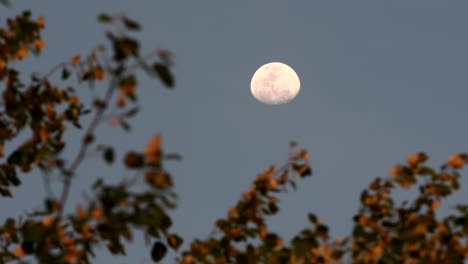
[[250, 62, 301, 104]]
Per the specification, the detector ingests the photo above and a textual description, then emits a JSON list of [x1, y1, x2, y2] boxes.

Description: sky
[[2, 1, 468, 263]]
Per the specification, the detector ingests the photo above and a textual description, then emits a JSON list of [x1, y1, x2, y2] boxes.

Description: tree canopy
[[0, 5, 467, 264]]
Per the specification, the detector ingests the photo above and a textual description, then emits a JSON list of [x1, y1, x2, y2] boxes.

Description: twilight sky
[[3, 1, 468, 262]]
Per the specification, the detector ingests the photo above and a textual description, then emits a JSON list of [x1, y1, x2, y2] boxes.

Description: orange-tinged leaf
[[93, 66, 105, 80], [71, 55, 80, 65], [413, 223, 426, 235], [406, 153, 419, 166], [13, 246, 25, 257], [63, 237, 75, 247], [357, 215, 367, 226], [39, 126, 49, 140], [76, 205, 88, 219], [33, 39, 45, 51], [269, 178, 278, 187], [37, 16, 45, 27], [259, 227, 267, 239], [167, 234, 183, 250], [291, 149, 309, 161], [81, 225, 93, 239], [447, 154, 464, 169], [64, 251, 77, 263], [69, 96, 79, 105], [228, 207, 236, 219], [41, 216, 55, 227], [401, 179, 411, 189], [16, 47, 28, 59], [116, 94, 126, 107], [145, 133, 161, 164], [45, 103, 55, 118], [227, 227, 242, 238], [389, 164, 404, 177], [91, 206, 103, 220], [145, 171, 172, 189], [119, 76, 137, 99], [432, 199, 440, 209]]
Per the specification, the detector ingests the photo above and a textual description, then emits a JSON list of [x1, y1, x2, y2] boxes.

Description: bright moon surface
[[250, 62, 301, 104]]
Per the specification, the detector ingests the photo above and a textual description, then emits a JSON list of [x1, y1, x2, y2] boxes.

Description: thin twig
[[57, 78, 117, 218], [41, 62, 66, 81]]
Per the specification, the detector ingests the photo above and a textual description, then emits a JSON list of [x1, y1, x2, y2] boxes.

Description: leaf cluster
[[0, 10, 180, 263]]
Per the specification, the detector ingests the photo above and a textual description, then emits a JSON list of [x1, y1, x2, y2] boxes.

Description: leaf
[[5, 167, 20, 186], [103, 147, 115, 164], [292, 164, 312, 177], [119, 75, 137, 100], [61, 68, 70, 80], [264, 233, 279, 249], [98, 13, 111, 23], [120, 120, 131, 131], [166, 234, 183, 250], [21, 241, 34, 254], [308, 213, 318, 224], [268, 203, 278, 214], [71, 54, 80, 65], [123, 107, 139, 117], [151, 241, 167, 262], [0, 187, 12, 197], [289, 140, 298, 148], [145, 133, 161, 167], [72, 121, 82, 129], [5, 218, 16, 233], [153, 63, 174, 88], [316, 224, 329, 236], [124, 152, 144, 169], [93, 66, 105, 80], [123, 17, 141, 31]]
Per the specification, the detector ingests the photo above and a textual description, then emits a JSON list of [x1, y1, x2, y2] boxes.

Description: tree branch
[[57, 78, 117, 218]]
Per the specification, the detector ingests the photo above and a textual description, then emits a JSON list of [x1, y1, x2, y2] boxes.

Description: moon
[[250, 62, 301, 105]]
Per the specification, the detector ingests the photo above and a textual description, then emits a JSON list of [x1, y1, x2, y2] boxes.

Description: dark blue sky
[[3, 1, 468, 262]]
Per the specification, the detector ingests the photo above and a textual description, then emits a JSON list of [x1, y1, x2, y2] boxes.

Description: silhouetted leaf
[[120, 120, 131, 131], [123, 17, 141, 31], [123, 107, 139, 117], [98, 14, 111, 23], [72, 121, 82, 129], [21, 241, 34, 254], [153, 63, 174, 88], [61, 68, 70, 80], [124, 152, 144, 168], [0, 187, 12, 197], [151, 241, 167, 262], [103, 147, 114, 164], [308, 213, 318, 224]]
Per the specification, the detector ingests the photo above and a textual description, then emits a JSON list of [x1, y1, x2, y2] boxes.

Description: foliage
[[0, 6, 467, 264], [0, 11, 177, 263]]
